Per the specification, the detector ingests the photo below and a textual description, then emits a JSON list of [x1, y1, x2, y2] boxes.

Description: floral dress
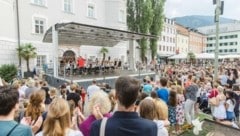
[[168, 105, 177, 125], [176, 94, 185, 125]]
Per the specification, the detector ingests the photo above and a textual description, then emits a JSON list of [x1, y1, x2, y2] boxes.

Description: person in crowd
[[225, 91, 236, 121], [79, 91, 111, 136], [25, 79, 37, 99], [0, 86, 33, 136], [67, 84, 81, 107], [49, 87, 58, 101], [36, 98, 83, 136], [157, 77, 169, 104], [19, 80, 28, 97], [143, 78, 153, 96], [90, 76, 157, 136], [232, 85, 240, 122], [41, 81, 51, 106], [87, 79, 100, 101], [176, 85, 185, 134], [184, 74, 193, 88], [212, 86, 226, 121], [227, 69, 236, 88], [139, 98, 169, 136], [108, 90, 116, 113], [184, 77, 198, 128], [168, 90, 177, 134], [21, 90, 46, 134]]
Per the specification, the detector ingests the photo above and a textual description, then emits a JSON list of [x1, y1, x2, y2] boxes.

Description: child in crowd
[[49, 87, 57, 100], [168, 89, 177, 134], [139, 98, 169, 136], [225, 91, 236, 121], [176, 85, 185, 134]]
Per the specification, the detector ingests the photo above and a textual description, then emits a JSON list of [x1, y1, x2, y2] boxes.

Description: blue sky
[[164, 0, 240, 20]]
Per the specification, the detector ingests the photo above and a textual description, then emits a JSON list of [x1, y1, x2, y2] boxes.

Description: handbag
[[100, 117, 108, 136]]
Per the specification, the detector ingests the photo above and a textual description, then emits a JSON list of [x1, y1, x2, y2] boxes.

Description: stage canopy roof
[[43, 22, 158, 46]]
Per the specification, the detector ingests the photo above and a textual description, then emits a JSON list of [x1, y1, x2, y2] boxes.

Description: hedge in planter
[[0, 64, 17, 82]]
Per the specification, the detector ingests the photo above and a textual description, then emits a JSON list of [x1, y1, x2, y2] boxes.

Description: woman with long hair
[[36, 98, 83, 136], [139, 98, 169, 136], [21, 90, 46, 134]]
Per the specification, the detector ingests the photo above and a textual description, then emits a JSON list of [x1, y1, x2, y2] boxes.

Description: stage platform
[[45, 70, 156, 89]]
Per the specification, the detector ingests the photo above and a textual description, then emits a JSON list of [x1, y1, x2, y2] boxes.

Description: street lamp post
[[213, 0, 224, 81]]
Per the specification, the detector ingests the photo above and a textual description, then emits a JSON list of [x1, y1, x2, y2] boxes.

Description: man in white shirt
[[87, 79, 100, 101]]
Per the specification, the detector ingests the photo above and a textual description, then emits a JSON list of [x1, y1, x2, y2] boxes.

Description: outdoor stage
[[45, 69, 156, 89]]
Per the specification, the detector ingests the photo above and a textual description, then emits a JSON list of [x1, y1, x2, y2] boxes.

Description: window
[[119, 10, 125, 22], [64, 0, 73, 13], [229, 49, 233, 52], [159, 45, 161, 51], [224, 49, 228, 52], [163, 46, 165, 51], [230, 42, 234, 45], [37, 55, 46, 67], [88, 4, 95, 18], [234, 49, 237, 52], [220, 43, 223, 46], [224, 43, 228, 46], [219, 49, 222, 53], [34, 19, 45, 34], [166, 46, 168, 51], [32, 0, 46, 6]]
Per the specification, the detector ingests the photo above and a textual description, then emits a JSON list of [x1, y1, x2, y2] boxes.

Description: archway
[[63, 50, 76, 62]]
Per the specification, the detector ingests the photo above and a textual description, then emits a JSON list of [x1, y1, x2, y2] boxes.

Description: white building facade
[[0, 0, 128, 72], [158, 18, 176, 57], [198, 22, 240, 55]]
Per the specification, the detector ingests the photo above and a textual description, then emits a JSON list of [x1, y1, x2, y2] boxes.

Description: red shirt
[[78, 57, 85, 68], [208, 88, 219, 98]]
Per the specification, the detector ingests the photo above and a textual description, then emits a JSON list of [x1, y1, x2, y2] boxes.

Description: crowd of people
[[0, 62, 240, 136]]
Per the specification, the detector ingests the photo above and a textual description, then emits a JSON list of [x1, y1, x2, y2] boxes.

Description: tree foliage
[[0, 64, 17, 82], [149, 0, 165, 60], [17, 43, 37, 72], [127, 0, 165, 62], [127, 0, 154, 63]]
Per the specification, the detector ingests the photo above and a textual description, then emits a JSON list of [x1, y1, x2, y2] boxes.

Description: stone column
[[129, 40, 136, 71], [52, 25, 59, 77]]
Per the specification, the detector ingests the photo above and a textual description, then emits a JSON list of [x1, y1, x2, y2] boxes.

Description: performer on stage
[[77, 56, 86, 68]]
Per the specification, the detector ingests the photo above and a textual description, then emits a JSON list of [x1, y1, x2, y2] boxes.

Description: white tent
[[196, 53, 215, 59], [221, 54, 240, 59], [168, 54, 187, 59]]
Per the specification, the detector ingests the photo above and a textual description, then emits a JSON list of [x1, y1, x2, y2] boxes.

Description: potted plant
[[99, 47, 109, 66], [17, 43, 37, 78]]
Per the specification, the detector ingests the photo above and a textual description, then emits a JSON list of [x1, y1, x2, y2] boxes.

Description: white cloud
[[164, 0, 240, 20]]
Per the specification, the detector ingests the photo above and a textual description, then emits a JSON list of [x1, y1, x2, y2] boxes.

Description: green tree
[[99, 47, 109, 66], [0, 64, 17, 82], [149, 0, 165, 61], [187, 52, 196, 65], [17, 43, 37, 72], [127, 0, 154, 63]]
